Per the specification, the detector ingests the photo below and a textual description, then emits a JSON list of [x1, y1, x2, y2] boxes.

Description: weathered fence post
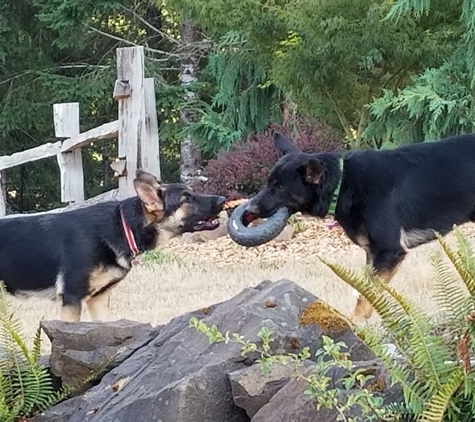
[[54, 103, 85, 203], [143, 78, 161, 180], [115, 46, 146, 198]]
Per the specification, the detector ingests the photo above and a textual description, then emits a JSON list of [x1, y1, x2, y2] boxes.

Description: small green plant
[[287, 214, 306, 233], [321, 227, 475, 422], [189, 318, 396, 421], [138, 250, 181, 266]]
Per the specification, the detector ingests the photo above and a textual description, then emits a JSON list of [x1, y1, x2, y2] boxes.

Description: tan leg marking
[[60, 305, 81, 323], [351, 262, 402, 325], [86, 290, 112, 321]]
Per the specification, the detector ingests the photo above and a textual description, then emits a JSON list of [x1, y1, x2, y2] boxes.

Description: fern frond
[[30, 324, 43, 366], [432, 251, 471, 322], [362, 330, 430, 411], [419, 368, 465, 422], [0, 282, 66, 418], [377, 280, 453, 388], [319, 259, 393, 318], [453, 228, 475, 295], [436, 231, 475, 296]]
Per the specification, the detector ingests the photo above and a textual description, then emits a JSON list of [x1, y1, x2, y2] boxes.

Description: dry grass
[[10, 228, 465, 355]]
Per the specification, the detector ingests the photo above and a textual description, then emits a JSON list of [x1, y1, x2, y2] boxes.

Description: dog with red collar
[[0, 170, 225, 322]]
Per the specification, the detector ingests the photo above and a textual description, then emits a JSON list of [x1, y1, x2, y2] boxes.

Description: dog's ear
[[135, 170, 161, 188], [273, 133, 301, 156], [134, 170, 165, 214], [300, 158, 325, 185]]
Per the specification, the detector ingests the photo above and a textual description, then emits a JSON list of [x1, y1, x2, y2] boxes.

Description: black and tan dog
[[0, 170, 225, 322], [245, 132, 475, 323]]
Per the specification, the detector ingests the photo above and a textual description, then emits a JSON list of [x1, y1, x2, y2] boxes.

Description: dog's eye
[[276, 185, 285, 192]]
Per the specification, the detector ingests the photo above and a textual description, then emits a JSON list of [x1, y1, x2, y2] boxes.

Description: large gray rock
[[34, 279, 377, 422], [41, 319, 155, 389], [32, 397, 83, 422], [228, 360, 314, 418], [251, 359, 404, 422]]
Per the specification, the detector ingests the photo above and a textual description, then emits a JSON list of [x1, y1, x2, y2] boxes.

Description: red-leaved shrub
[[194, 117, 343, 199]]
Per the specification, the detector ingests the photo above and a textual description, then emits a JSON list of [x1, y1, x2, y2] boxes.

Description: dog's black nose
[[216, 196, 226, 208]]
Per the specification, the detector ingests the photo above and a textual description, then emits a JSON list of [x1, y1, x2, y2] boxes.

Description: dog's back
[[337, 134, 475, 243], [0, 201, 120, 296]]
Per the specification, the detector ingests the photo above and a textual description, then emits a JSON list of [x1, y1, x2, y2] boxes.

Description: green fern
[[0, 282, 121, 421], [319, 227, 475, 421], [0, 282, 58, 421], [419, 368, 465, 422]]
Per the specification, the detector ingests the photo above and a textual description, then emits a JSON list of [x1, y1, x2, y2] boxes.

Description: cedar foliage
[[364, 0, 475, 146]]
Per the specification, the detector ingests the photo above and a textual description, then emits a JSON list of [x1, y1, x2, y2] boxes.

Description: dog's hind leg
[[58, 267, 89, 322], [351, 249, 374, 324], [86, 290, 112, 321], [351, 247, 406, 324]]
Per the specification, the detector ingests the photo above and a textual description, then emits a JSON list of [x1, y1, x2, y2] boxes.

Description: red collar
[[120, 209, 140, 258]]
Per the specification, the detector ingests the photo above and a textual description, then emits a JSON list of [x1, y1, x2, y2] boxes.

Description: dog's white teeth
[[212, 219, 218, 224]]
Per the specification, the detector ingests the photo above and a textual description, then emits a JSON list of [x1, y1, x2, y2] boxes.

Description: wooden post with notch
[[143, 78, 161, 180], [54, 103, 85, 203], [115, 46, 146, 198]]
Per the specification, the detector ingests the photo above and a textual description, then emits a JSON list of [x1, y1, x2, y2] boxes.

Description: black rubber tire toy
[[227, 201, 289, 247]]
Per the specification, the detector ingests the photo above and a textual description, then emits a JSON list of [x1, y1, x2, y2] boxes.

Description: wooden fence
[[0, 46, 160, 217]]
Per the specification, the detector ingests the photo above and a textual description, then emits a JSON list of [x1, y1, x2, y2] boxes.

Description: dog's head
[[246, 133, 339, 219], [133, 170, 225, 236]]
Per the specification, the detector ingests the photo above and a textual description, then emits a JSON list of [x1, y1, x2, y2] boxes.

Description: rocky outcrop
[[41, 319, 156, 391], [33, 279, 402, 422]]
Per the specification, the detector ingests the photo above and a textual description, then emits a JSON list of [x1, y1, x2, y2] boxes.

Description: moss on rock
[[299, 300, 351, 336]]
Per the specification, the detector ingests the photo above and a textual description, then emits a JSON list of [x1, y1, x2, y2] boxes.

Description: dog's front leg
[[59, 301, 82, 323], [86, 290, 112, 321]]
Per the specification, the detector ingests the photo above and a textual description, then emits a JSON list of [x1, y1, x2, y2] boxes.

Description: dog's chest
[[87, 265, 128, 297]]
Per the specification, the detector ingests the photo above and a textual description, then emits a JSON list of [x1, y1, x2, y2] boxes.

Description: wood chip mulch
[[162, 215, 475, 266]]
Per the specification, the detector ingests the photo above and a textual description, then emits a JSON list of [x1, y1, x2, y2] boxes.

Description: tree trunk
[[179, 19, 201, 185], [0, 169, 6, 216], [0, 141, 6, 216]]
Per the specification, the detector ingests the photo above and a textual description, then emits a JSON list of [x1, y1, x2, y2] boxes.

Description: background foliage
[[1, 0, 474, 212], [194, 117, 342, 199]]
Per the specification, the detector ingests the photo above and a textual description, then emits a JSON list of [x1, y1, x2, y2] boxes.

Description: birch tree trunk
[[0, 169, 6, 216], [179, 19, 201, 186], [0, 141, 6, 216]]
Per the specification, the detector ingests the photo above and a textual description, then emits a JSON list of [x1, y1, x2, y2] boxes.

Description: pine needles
[[320, 226, 475, 421]]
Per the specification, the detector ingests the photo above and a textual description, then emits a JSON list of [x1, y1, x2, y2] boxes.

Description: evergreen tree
[[364, 0, 474, 146]]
